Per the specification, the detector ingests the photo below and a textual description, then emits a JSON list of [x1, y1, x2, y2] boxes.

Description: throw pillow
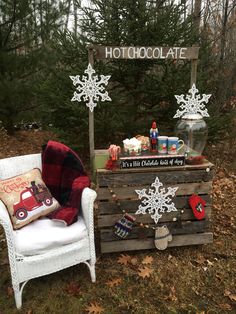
[[0, 168, 60, 229]]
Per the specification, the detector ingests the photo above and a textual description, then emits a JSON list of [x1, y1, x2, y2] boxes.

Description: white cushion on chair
[[13, 217, 88, 256]]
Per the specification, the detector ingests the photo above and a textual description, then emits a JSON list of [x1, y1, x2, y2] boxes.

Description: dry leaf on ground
[[138, 266, 153, 278], [142, 256, 154, 265], [106, 278, 122, 288], [117, 254, 132, 265], [7, 286, 13, 297], [64, 282, 81, 296], [228, 294, 236, 302], [195, 255, 206, 265], [224, 290, 236, 302], [218, 303, 232, 311], [167, 286, 178, 302], [86, 302, 104, 314], [130, 257, 138, 265]]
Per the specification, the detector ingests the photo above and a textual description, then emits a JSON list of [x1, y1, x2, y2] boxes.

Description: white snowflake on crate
[[174, 84, 211, 118], [135, 177, 178, 224], [70, 63, 111, 112]]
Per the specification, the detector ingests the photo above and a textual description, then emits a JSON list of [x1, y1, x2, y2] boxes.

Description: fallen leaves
[[167, 286, 178, 302], [118, 254, 154, 267], [117, 254, 154, 279], [64, 281, 81, 297], [224, 290, 236, 302], [218, 303, 232, 311], [6, 286, 13, 297], [195, 255, 206, 265], [142, 256, 154, 265], [130, 257, 138, 265], [117, 254, 131, 265], [85, 302, 104, 314], [138, 266, 153, 278], [106, 278, 122, 288]]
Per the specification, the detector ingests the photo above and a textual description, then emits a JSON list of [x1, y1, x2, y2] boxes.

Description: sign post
[[88, 45, 95, 167]]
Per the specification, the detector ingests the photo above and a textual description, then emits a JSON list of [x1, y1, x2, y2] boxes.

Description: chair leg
[[84, 261, 96, 282], [90, 263, 96, 283], [13, 285, 22, 309], [13, 280, 28, 309]]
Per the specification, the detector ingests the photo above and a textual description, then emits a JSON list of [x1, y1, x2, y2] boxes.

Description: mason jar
[[175, 113, 208, 156]]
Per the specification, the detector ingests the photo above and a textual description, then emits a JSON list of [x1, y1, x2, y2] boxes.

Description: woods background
[[0, 0, 236, 157]]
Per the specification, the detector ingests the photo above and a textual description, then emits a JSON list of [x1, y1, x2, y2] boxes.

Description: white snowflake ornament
[[135, 177, 178, 224], [70, 63, 111, 112], [174, 84, 211, 118]]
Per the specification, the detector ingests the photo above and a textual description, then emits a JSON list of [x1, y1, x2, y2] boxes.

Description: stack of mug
[[157, 136, 184, 155]]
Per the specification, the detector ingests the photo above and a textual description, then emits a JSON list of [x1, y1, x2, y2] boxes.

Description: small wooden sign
[[119, 155, 185, 169], [94, 45, 199, 60]]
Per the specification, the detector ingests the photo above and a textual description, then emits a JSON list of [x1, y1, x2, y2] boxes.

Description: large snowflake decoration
[[174, 84, 211, 118], [135, 177, 178, 224], [70, 63, 111, 112]]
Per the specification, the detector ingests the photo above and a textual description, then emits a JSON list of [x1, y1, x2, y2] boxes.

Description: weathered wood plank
[[98, 194, 211, 214], [100, 232, 213, 253], [94, 46, 199, 60], [96, 161, 214, 174], [191, 58, 198, 86], [98, 206, 212, 227], [97, 181, 212, 201], [97, 169, 214, 187], [100, 220, 209, 242], [96, 157, 214, 253]]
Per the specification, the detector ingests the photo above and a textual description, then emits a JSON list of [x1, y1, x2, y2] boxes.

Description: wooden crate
[[96, 161, 214, 253]]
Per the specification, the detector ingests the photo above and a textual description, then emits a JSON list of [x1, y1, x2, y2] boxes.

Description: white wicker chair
[[0, 153, 97, 309]]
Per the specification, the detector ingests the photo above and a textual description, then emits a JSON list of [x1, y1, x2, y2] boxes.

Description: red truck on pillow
[[13, 181, 53, 220]]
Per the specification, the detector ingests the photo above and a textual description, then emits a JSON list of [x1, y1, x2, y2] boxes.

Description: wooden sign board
[[93, 45, 199, 60], [119, 154, 185, 169]]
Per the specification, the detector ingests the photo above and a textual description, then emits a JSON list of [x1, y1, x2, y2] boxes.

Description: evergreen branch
[[18, 104, 39, 113], [3, 0, 17, 47], [18, 69, 40, 80], [0, 20, 12, 27], [3, 42, 26, 52]]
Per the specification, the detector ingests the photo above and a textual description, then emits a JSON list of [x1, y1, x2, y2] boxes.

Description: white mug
[[157, 136, 168, 154], [167, 137, 184, 155]]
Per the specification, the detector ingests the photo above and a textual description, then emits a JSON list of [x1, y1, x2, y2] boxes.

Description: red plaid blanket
[[42, 141, 90, 225]]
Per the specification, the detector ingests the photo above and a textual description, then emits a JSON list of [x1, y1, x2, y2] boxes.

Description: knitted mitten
[[189, 194, 206, 220]]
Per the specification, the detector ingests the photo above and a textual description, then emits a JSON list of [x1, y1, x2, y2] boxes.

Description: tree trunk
[[3, 116, 15, 135], [65, 0, 72, 31], [193, 0, 202, 36], [73, 0, 79, 36], [219, 0, 229, 64]]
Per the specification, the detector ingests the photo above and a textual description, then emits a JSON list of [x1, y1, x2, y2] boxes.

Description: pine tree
[[78, 0, 195, 144], [0, 0, 67, 134]]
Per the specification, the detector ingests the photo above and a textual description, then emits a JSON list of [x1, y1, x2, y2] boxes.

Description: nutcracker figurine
[[150, 121, 158, 152]]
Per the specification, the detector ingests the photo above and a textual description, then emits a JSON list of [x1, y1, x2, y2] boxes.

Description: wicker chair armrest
[[81, 187, 97, 264], [81, 187, 97, 231], [0, 200, 17, 257], [0, 200, 13, 231]]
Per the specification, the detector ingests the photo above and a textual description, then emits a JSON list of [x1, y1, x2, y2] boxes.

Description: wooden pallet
[[96, 161, 214, 253]]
